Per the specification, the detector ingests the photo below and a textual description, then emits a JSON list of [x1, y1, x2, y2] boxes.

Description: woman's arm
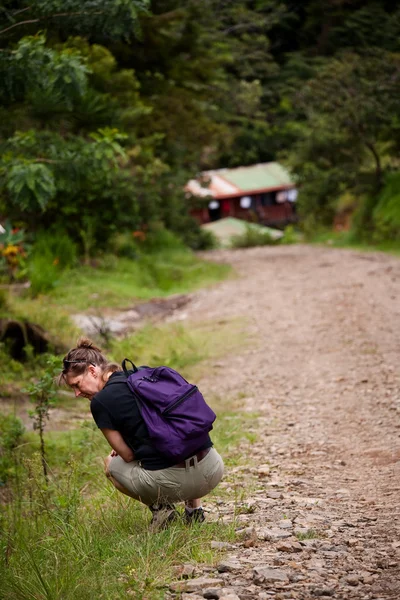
[[100, 428, 135, 462]]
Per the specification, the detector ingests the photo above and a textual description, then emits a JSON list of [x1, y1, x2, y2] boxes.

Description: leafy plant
[[25, 356, 60, 481], [0, 413, 25, 485], [0, 221, 29, 283]]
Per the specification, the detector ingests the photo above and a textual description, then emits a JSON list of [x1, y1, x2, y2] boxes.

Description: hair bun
[[76, 337, 102, 353]]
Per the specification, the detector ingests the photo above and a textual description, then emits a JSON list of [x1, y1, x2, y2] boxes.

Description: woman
[[59, 338, 224, 531]]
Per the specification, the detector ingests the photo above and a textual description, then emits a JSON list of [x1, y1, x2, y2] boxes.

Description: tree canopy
[[1, 0, 399, 255]]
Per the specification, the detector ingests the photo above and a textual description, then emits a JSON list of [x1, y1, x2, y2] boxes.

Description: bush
[[231, 225, 278, 248], [0, 222, 30, 283], [280, 225, 300, 245], [32, 230, 78, 270], [372, 172, 400, 242], [0, 413, 25, 485], [111, 232, 139, 260], [28, 253, 60, 296], [28, 229, 78, 296], [135, 222, 186, 254], [185, 227, 218, 251]]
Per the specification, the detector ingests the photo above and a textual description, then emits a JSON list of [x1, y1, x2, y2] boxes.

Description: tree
[[285, 49, 400, 229]]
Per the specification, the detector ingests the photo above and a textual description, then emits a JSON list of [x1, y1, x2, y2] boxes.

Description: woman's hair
[[57, 337, 119, 385]]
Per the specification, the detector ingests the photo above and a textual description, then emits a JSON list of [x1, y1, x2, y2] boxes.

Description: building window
[[240, 196, 252, 209], [261, 192, 275, 206]]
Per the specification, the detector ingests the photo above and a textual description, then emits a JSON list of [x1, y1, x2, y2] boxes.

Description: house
[[186, 161, 297, 227]]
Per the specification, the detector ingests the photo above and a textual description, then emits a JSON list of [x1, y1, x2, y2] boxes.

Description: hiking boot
[[184, 507, 205, 524], [149, 504, 178, 532]]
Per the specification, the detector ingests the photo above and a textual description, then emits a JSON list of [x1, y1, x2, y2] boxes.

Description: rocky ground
[[166, 245, 400, 600]]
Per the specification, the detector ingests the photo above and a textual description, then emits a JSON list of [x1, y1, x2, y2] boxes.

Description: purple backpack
[[122, 359, 216, 462]]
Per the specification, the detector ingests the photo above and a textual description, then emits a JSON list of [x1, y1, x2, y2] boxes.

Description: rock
[[203, 589, 221, 599], [182, 595, 204, 600], [170, 578, 224, 593], [219, 594, 241, 600], [236, 527, 258, 542], [311, 588, 335, 597], [258, 527, 292, 541], [345, 574, 359, 586], [276, 542, 294, 553], [266, 491, 283, 500], [278, 520, 293, 529], [217, 561, 242, 573], [257, 465, 271, 477], [211, 541, 236, 550], [253, 566, 289, 584]]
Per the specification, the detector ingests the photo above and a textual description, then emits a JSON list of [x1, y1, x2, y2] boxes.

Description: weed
[[0, 413, 25, 485], [295, 529, 320, 540], [24, 356, 59, 481]]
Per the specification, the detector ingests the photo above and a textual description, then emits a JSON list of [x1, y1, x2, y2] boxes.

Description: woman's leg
[[185, 498, 201, 508], [104, 454, 138, 499]]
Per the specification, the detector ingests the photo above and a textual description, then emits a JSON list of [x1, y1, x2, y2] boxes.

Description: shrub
[[111, 232, 138, 260], [280, 225, 300, 245], [0, 413, 25, 485], [231, 224, 278, 248], [139, 222, 186, 254], [0, 221, 30, 283], [28, 229, 77, 296], [185, 227, 218, 251], [32, 230, 78, 270], [28, 252, 60, 296], [372, 172, 400, 242]]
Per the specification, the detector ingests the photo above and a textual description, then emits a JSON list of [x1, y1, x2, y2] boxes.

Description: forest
[[1, 0, 400, 279]]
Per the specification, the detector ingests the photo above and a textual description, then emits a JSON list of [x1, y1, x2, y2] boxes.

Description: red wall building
[[186, 162, 297, 228]]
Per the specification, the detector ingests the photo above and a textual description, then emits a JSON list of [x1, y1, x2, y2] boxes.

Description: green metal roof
[[220, 162, 293, 192]]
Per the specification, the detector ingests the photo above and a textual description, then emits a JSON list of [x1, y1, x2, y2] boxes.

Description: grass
[[0, 308, 257, 599], [309, 229, 400, 256], [0, 404, 256, 600], [295, 529, 322, 541], [29, 251, 231, 312], [1, 249, 231, 350], [0, 246, 256, 598]]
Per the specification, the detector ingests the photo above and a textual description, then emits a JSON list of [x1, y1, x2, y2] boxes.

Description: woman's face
[[65, 364, 103, 400]]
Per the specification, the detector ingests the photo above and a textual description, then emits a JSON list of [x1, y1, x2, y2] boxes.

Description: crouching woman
[[58, 338, 224, 530]]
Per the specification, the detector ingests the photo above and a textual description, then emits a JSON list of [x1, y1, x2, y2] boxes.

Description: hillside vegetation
[[1, 0, 400, 282]]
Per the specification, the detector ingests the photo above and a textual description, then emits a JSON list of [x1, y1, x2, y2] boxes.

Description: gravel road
[[170, 245, 400, 600]]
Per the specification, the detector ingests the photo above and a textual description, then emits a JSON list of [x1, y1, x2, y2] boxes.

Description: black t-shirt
[[90, 371, 212, 470]]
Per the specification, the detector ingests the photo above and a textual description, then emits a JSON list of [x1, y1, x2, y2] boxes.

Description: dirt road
[[172, 245, 400, 600]]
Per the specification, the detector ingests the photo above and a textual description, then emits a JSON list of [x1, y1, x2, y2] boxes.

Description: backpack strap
[[122, 358, 139, 376]]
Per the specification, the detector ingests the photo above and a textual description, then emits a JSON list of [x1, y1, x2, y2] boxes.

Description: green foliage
[[0, 221, 30, 283], [371, 172, 400, 242], [0, 1, 150, 43], [231, 224, 278, 248], [32, 230, 78, 270], [27, 227, 78, 296], [6, 162, 56, 211], [0, 413, 25, 485], [25, 356, 60, 481], [285, 50, 400, 229], [28, 253, 61, 296], [138, 222, 186, 254], [280, 225, 300, 245], [1, 0, 400, 258]]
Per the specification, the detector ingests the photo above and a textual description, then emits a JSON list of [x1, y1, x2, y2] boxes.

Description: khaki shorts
[[108, 447, 224, 506]]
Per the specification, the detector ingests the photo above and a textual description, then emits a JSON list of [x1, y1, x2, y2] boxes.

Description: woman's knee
[[104, 454, 113, 477]]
